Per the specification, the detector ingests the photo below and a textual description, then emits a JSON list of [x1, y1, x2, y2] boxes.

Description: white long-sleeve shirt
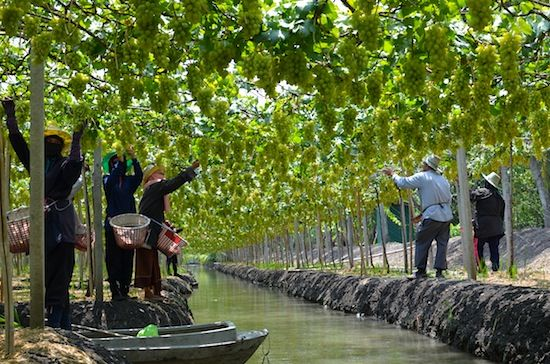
[[392, 170, 453, 222]]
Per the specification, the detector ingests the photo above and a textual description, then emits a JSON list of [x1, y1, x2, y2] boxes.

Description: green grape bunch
[[31, 32, 53, 64], [1, 5, 24, 36], [499, 31, 522, 93], [402, 53, 426, 97], [424, 24, 451, 82], [471, 44, 497, 116], [450, 67, 471, 110], [68, 73, 90, 99], [238, 0, 263, 39], [182, 0, 209, 25], [135, 1, 162, 39], [351, 12, 379, 51], [367, 70, 383, 106], [342, 107, 357, 137], [313, 65, 336, 101], [466, 0, 493, 31]]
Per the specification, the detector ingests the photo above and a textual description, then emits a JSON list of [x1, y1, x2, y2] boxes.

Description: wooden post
[[362, 211, 373, 268], [398, 191, 409, 273], [501, 166, 514, 271], [315, 210, 323, 267], [378, 204, 390, 273], [408, 194, 414, 272], [293, 219, 301, 269], [92, 143, 104, 302], [82, 161, 94, 296], [0, 126, 15, 355], [346, 213, 355, 268], [29, 59, 45, 329], [457, 146, 476, 280]]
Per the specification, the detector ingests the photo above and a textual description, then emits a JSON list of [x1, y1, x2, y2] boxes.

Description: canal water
[[187, 266, 489, 364]]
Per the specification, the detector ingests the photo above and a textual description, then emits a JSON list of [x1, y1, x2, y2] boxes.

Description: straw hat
[[44, 126, 71, 152], [142, 164, 165, 185], [423, 155, 441, 172], [102, 151, 133, 173], [483, 172, 500, 188]]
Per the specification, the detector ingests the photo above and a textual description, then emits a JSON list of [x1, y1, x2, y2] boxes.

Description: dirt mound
[[0, 275, 197, 363], [0, 328, 128, 363]]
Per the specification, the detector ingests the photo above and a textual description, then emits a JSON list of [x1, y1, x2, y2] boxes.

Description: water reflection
[[187, 266, 489, 363]]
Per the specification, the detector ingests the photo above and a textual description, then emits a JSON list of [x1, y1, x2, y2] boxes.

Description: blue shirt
[[392, 170, 453, 222], [103, 159, 143, 222]]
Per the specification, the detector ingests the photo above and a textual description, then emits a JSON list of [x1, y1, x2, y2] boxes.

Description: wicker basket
[[109, 213, 151, 250], [156, 224, 188, 258], [7, 207, 30, 254]]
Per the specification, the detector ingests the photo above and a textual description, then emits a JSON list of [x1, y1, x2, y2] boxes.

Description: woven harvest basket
[[156, 224, 188, 258], [7, 207, 30, 254], [109, 213, 151, 250]]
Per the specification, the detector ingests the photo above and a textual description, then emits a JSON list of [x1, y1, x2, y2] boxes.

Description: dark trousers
[[45, 242, 75, 330], [415, 219, 450, 271], [166, 255, 178, 275], [105, 225, 135, 296], [477, 235, 501, 271]]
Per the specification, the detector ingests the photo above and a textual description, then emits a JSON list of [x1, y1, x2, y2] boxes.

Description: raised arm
[[2, 100, 30, 171], [61, 128, 84, 186], [159, 166, 197, 195], [392, 172, 424, 190]]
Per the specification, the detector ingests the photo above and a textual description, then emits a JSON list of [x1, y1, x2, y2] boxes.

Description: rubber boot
[[60, 306, 72, 330], [47, 305, 63, 328]]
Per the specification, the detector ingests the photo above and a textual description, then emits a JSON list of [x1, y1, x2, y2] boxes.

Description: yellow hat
[[44, 126, 72, 153], [142, 165, 165, 186]]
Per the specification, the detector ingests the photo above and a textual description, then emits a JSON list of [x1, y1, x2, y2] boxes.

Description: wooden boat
[[74, 321, 268, 364]]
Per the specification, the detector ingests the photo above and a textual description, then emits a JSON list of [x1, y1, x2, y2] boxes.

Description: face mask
[[45, 142, 63, 157]]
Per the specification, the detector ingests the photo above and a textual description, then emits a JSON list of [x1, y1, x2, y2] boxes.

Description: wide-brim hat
[[102, 151, 133, 173], [423, 154, 441, 172], [44, 126, 71, 153], [142, 165, 165, 186], [483, 172, 500, 188]]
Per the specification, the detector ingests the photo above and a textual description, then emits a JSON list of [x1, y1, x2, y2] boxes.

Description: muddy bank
[[214, 264, 550, 364], [0, 275, 197, 363]]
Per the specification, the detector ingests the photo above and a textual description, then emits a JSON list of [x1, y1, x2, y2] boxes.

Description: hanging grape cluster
[[135, 0, 161, 39], [242, 51, 276, 96], [471, 44, 497, 118], [450, 66, 472, 110], [424, 24, 452, 82], [31, 32, 53, 64], [499, 32, 522, 93], [466, 0, 493, 31], [277, 50, 312, 89], [351, 12, 379, 51], [238, 0, 263, 39], [1, 5, 24, 36], [68, 73, 90, 99], [182, 0, 209, 25], [338, 38, 368, 78], [402, 53, 426, 97], [367, 70, 383, 106], [313, 65, 336, 102]]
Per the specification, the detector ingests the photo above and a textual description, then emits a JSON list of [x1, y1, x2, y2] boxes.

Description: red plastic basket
[[7, 207, 30, 254], [156, 224, 188, 258], [109, 213, 151, 250]]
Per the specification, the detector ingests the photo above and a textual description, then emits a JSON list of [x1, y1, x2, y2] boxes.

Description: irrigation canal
[[187, 266, 489, 363]]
